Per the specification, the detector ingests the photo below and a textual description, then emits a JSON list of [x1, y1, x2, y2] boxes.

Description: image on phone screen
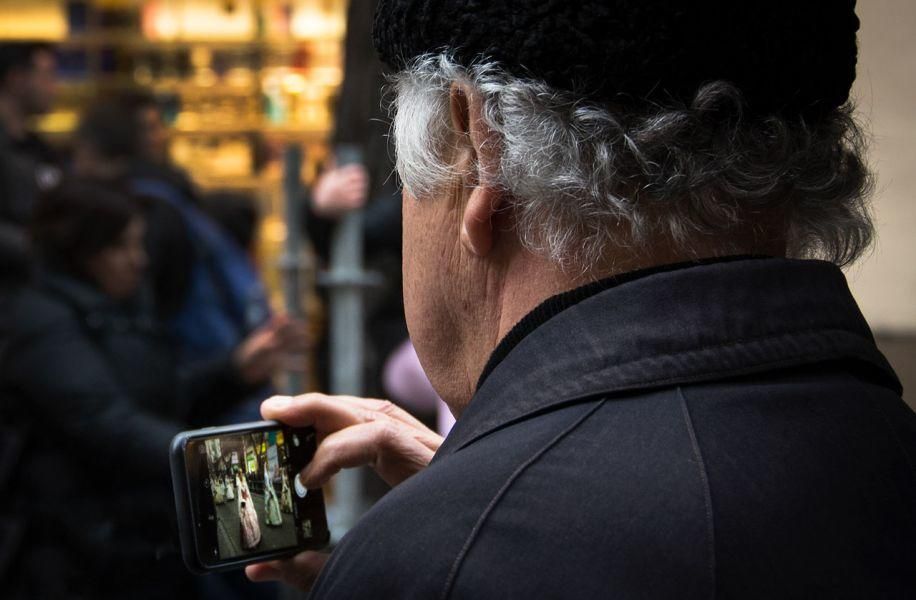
[[185, 426, 325, 564]]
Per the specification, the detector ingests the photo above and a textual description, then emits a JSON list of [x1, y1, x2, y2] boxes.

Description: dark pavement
[[215, 491, 297, 559]]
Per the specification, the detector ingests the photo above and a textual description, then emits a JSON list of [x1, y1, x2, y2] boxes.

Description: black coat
[[0, 270, 249, 599], [310, 257, 916, 599]]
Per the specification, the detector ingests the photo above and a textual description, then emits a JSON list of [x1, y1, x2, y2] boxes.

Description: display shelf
[[59, 33, 336, 51]]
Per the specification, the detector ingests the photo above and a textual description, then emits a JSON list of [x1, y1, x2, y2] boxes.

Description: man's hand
[[260, 393, 443, 488], [246, 551, 329, 592], [245, 393, 444, 591], [311, 164, 370, 218]]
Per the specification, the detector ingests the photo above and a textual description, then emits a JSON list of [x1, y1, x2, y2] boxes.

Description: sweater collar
[[436, 257, 900, 459]]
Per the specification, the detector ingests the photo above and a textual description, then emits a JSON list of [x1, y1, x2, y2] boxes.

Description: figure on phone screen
[[264, 466, 283, 526], [225, 473, 235, 501], [237, 473, 261, 549], [212, 476, 225, 504], [279, 471, 293, 514]]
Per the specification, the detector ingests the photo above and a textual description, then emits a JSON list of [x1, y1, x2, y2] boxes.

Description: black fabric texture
[[308, 257, 916, 598], [373, 0, 860, 117], [476, 254, 770, 391]]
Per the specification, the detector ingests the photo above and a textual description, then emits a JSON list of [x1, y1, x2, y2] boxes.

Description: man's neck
[[446, 251, 597, 415]]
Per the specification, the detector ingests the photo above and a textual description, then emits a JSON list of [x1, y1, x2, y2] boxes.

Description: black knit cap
[[373, 0, 860, 117]]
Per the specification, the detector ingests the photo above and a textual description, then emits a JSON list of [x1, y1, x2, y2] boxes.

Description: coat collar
[[36, 268, 153, 320], [434, 257, 901, 459], [38, 269, 114, 313]]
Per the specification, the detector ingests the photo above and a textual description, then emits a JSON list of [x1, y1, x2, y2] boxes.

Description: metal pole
[[280, 144, 306, 395], [278, 144, 381, 558], [279, 145, 306, 600], [325, 144, 368, 540]]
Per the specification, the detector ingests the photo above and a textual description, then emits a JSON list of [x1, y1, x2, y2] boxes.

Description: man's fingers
[[245, 561, 282, 582], [261, 393, 436, 435], [276, 551, 331, 591], [301, 419, 438, 487], [261, 394, 443, 486], [329, 396, 435, 432], [261, 394, 365, 433], [246, 551, 330, 592], [299, 420, 396, 487]]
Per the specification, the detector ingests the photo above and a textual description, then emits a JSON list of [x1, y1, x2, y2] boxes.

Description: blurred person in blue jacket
[[72, 95, 273, 366]]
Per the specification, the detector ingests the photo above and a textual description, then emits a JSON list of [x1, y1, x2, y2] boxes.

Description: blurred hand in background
[[310, 164, 370, 219]]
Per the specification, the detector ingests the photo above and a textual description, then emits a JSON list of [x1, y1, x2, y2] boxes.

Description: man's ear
[[461, 187, 497, 257], [449, 81, 503, 258]]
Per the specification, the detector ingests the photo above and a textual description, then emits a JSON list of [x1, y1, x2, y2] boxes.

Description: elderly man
[[249, 1, 916, 597]]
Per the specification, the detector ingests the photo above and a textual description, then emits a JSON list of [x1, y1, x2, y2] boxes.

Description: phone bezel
[[170, 420, 330, 574]]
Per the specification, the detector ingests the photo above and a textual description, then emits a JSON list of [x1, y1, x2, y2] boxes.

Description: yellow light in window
[[282, 72, 308, 95], [143, 0, 255, 41], [290, 1, 345, 40], [143, 1, 181, 40], [262, 216, 288, 244], [0, 1, 66, 40]]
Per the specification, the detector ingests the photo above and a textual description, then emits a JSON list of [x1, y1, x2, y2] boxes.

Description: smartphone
[[170, 420, 330, 573]]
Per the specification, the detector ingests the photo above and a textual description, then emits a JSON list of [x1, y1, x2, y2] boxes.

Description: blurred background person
[[121, 89, 198, 203], [303, 0, 419, 415], [200, 189, 262, 258], [72, 94, 274, 373], [0, 161, 31, 287], [0, 41, 60, 221], [0, 179, 306, 599], [0, 41, 60, 285], [296, 1, 455, 506], [0, 42, 58, 169]]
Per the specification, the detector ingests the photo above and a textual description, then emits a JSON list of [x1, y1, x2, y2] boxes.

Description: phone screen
[[184, 425, 327, 566]]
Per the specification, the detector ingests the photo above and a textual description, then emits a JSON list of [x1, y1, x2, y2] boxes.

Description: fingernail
[[264, 396, 293, 409]]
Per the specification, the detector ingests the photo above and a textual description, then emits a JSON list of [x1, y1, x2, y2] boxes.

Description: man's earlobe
[[461, 188, 496, 257]]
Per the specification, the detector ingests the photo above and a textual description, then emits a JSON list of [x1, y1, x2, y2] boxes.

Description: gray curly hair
[[389, 54, 874, 272]]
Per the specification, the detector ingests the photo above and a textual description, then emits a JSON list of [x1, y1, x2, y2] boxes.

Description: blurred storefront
[[0, 0, 354, 568], [0, 0, 350, 388]]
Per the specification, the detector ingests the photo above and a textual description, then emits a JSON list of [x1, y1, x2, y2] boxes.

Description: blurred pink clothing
[[383, 339, 455, 436]]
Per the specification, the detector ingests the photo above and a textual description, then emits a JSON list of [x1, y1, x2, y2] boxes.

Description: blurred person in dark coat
[[0, 43, 58, 169], [0, 180, 306, 599], [247, 1, 916, 598], [0, 42, 61, 279]]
